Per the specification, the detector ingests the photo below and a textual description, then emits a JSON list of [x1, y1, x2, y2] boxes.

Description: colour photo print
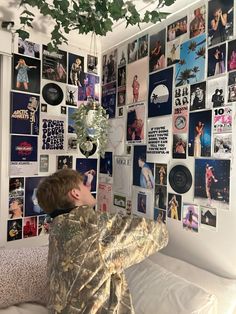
[[149, 29, 166, 72], [189, 5, 206, 39], [167, 16, 187, 41], [126, 102, 145, 143], [175, 34, 206, 86], [25, 176, 45, 216], [167, 193, 182, 220], [68, 53, 84, 86], [12, 54, 41, 94], [102, 49, 117, 84], [194, 159, 230, 210], [18, 38, 40, 59], [182, 204, 199, 232], [76, 158, 97, 192], [208, 43, 226, 77], [207, 76, 226, 108]]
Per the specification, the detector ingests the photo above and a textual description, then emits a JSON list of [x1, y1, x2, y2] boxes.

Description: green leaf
[[21, 9, 35, 16], [164, 0, 176, 6], [16, 29, 30, 40]]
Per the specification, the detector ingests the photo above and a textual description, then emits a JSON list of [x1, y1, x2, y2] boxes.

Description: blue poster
[[25, 177, 45, 216], [102, 82, 116, 119], [148, 67, 173, 117], [11, 135, 38, 162], [68, 107, 77, 133], [10, 92, 40, 135], [76, 158, 98, 192], [78, 73, 99, 101]]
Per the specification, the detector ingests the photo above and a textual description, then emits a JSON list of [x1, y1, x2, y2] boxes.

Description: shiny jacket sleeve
[[98, 213, 168, 274]]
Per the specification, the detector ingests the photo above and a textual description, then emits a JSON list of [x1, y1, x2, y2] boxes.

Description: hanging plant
[[17, 0, 176, 50], [71, 100, 109, 158]]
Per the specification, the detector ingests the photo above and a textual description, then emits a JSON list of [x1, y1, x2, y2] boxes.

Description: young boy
[[37, 169, 168, 314]]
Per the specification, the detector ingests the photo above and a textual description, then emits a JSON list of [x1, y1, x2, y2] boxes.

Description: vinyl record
[[169, 165, 192, 194], [42, 83, 64, 106], [79, 138, 97, 157]]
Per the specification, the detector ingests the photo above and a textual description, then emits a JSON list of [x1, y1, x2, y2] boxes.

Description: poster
[[167, 16, 188, 41], [23, 216, 37, 238], [188, 110, 212, 157], [78, 73, 99, 102], [154, 208, 166, 223], [97, 183, 112, 212], [133, 145, 154, 189], [182, 204, 199, 232], [228, 71, 236, 102], [67, 134, 78, 152], [200, 206, 217, 231], [106, 118, 125, 155], [126, 102, 146, 143], [126, 57, 148, 104], [167, 193, 182, 221], [175, 34, 206, 86], [173, 103, 189, 133], [7, 219, 22, 241], [68, 107, 77, 133], [190, 81, 206, 111], [207, 43, 226, 77], [25, 176, 45, 216], [9, 178, 24, 219], [41, 115, 66, 153], [102, 82, 116, 119], [57, 155, 73, 170], [99, 152, 113, 184], [194, 158, 230, 210], [87, 54, 98, 74], [76, 158, 97, 192], [213, 106, 232, 133], [149, 29, 166, 72], [39, 155, 49, 172], [213, 133, 232, 158], [10, 135, 38, 176], [66, 85, 78, 106], [155, 163, 167, 186], [113, 156, 132, 196], [166, 37, 182, 67], [174, 85, 190, 108], [102, 49, 117, 84], [42, 45, 67, 83], [148, 67, 173, 117], [146, 116, 171, 163], [132, 186, 154, 219], [208, 0, 234, 47], [41, 79, 66, 111], [10, 92, 40, 135], [12, 54, 41, 94], [128, 39, 138, 63], [138, 34, 148, 59], [68, 53, 84, 86], [227, 39, 236, 72], [189, 5, 206, 39], [207, 76, 226, 108], [172, 133, 187, 159], [117, 44, 127, 67], [18, 38, 40, 58], [154, 184, 167, 210], [113, 194, 126, 209]]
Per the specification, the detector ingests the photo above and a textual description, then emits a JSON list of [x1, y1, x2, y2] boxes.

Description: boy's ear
[[69, 188, 80, 200]]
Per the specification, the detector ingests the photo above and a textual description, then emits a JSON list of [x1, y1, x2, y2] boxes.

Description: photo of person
[[102, 82, 116, 119], [154, 208, 166, 224], [182, 204, 199, 232], [78, 73, 99, 102], [12, 54, 40, 94], [66, 85, 78, 106], [167, 193, 182, 220], [175, 34, 206, 87], [38, 215, 51, 236], [57, 155, 73, 170], [117, 44, 127, 67], [133, 145, 154, 189], [87, 54, 98, 74], [138, 34, 148, 59], [99, 151, 113, 178], [227, 71, 236, 102], [207, 76, 226, 108], [126, 103, 145, 143], [173, 134, 187, 159], [7, 219, 22, 241], [155, 163, 167, 186], [9, 198, 23, 219], [208, 44, 226, 77], [190, 81, 206, 111], [188, 110, 212, 157], [174, 85, 190, 110], [41, 103, 47, 112], [227, 39, 236, 72], [189, 6, 206, 38], [118, 66, 126, 87], [167, 16, 188, 41], [18, 38, 40, 58], [102, 50, 117, 84], [23, 217, 37, 238], [213, 133, 231, 158], [208, 0, 234, 46], [25, 177, 45, 216], [9, 177, 24, 198], [117, 89, 126, 107], [68, 53, 84, 86], [149, 29, 166, 72], [42, 45, 67, 83], [128, 39, 138, 63], [155, 185, 167, 209], [76, 158, 97, 192], [166, 38, 181, 66], [137, 193, 146, 213], [194, 159, 230, 210], [126, 57, 148, 105], [200, 206, 217, 230]]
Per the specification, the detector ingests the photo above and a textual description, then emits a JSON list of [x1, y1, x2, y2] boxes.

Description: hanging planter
[[71, 98, 109, 158], [17, 0, 176, 50]]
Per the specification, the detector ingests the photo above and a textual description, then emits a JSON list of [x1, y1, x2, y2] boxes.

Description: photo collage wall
[[8, 38, 99, 241], [101, 0, 235, 233]]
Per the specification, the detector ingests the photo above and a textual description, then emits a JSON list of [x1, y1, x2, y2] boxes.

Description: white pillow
[[125, 258, 217, 314], [0, 246, 48, 309]]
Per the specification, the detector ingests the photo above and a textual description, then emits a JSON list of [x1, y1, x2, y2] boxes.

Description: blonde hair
[[36, 169, 83, 214]]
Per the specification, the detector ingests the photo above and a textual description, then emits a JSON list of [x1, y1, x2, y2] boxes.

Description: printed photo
[[167, 193, 182, 220], [38, 215, 51, 236], [182, 204, 199, 232], [7, 219, 22, 241], [213, 106, 232, 133], [102, 82, 116, 119], [117, 44, 127, 67], [154, 208, 166, 223], [23, 216, 37, 238], [76, 158, 97, 192], [174, 85, 190, 107], [227, 39, 236, 72], [102, 49, 117, 84], [9, 177, 24, 198], [97, 183, 112, 212], [118, 66, 126, 87], [113, 194, 126, 209], [137, 193, 147, 213], [228, 70, 236, 102], [66, 85, 78, 106], [68, 53, 84, 86], [87, 54, 98, 74], [149, 29, 166, 72], [68, 107, 77, 133], [138, 34, 148, 59], [12, 54, 41, 94], [189, 5, 206, 38], [166, 37, 181, 66], [127, 39, 138, 63], [126, 102, 145, 143], [207, 76, 226, 108], [39, 155, 49, 172], [18, 38, 40, 58], [57, 155, 73, 170], [208, 0, 234, 46], [213, 133, 231, 158], [154, 185, 167, 210], [200, 206, 217, 230], [175, 34, 206, 86], [78, 73, 99, 102], [208, 43, 226, 77], [155, 164, 167, 186], [117, 88, 126, 107], [167, 16, 187, 41], [132, 187, 153, 218], [190, 81, 206, 111], [172, 133, 187, 159], [25, 177, 45, 216], [9, 197, 23, 219], [99, 151, 113, 184], [194, 159, 230, 210]]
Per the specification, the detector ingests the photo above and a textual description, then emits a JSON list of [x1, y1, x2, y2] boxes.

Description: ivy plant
[[17, 0, 176, 50]]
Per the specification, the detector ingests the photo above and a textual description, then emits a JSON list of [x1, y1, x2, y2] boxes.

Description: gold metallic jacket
[[47, 206, 169, 313]]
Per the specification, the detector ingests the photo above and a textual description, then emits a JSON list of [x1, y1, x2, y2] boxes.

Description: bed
[[0, 247, 236, 314]]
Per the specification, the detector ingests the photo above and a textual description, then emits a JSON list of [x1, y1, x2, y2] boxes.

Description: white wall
[[102, 0, 236, 279]]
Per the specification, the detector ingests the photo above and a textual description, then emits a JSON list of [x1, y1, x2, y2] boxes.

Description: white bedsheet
[[148, 252, 236, 314]]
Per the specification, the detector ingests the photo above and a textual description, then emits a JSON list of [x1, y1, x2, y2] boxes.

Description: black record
[[42, 83, 64, 106], [169, 165, 192, 194], [79, 138, 97, 157]]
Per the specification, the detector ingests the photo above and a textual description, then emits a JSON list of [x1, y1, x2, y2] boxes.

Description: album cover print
[[194, 159, 230, 210]]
